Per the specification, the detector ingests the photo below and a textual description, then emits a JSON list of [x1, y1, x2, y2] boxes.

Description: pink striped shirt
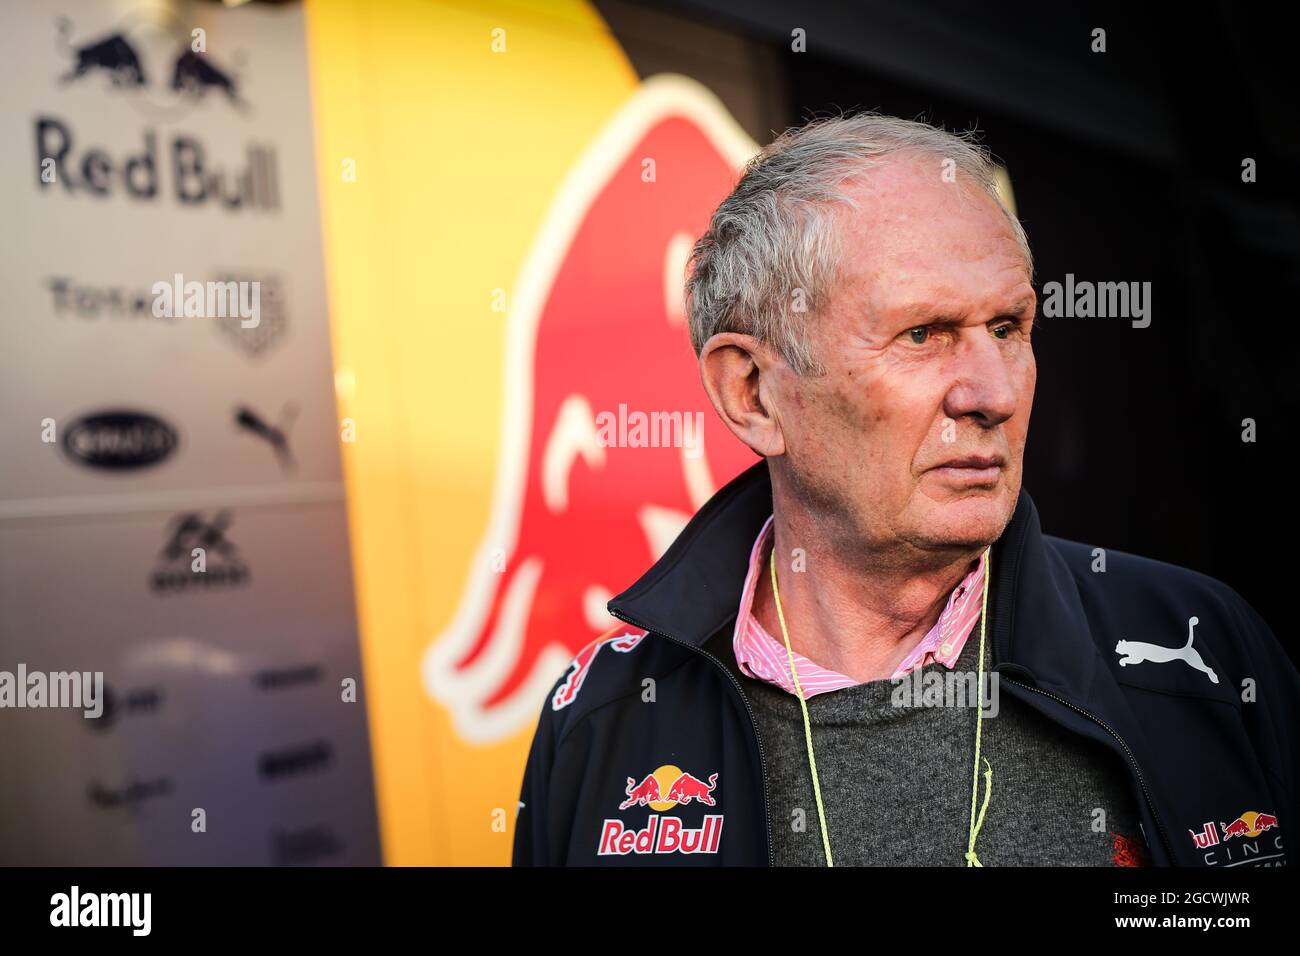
[[733, 514, 987, 696]]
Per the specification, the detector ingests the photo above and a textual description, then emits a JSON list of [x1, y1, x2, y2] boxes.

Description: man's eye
[[908, 326, 929, 344], [992, 323, 1011, 339]]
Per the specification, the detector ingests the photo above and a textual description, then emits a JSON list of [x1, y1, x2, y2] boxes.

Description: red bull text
[[598, 815, 724, 856], [602, 765, 723, 856]]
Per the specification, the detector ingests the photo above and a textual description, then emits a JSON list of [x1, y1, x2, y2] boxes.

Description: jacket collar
[[608, 459, 773, 648], [608, 458, 1106, 704]]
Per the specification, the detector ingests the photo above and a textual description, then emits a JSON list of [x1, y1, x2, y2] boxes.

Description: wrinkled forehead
[[831, 158, 1033, 314]]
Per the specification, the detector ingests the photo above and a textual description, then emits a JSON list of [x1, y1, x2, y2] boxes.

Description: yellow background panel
[[305, 0, 637, 865]]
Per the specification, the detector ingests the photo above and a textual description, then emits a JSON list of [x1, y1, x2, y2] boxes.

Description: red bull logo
[[602, 765, 723, 856], [551, 628, 645, 712], [1220, 810, 1279, 841], [598, 815, 724, 857], [1188, 820, 1220, 849], [1190, 811, 1280, 848], [1111, 832, 1148, 867], [56, 13, 248, 116], [423, 75, 759, 742], [618, 764, 717, 810], [1190, 810, 1285, 866]]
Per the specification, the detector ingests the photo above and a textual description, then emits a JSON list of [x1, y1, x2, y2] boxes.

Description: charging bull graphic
[[423, 76, 760, 742], [619, 766, 719, 811], [665, 771, 719, 807], [56, 14, 245, 114], [59, 29, 146, 88], [550, 628, 645, 712], [620, 774, 662, 810], [1222, 811, 1279, 841], [171, 49, 244, 108]]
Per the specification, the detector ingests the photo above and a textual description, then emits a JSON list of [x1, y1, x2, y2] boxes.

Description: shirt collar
[[731, 512, 987, 697]]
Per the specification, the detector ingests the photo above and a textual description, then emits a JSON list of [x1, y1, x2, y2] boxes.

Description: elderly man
[[512, 115, 1298, 867]]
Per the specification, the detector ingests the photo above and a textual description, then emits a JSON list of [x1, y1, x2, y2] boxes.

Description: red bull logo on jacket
[[601, 765, 723, 856], [618, 764, 717, 810], [551, 628, 645, 712], [1220, 810, 1279, 840], [423, 75, 758, 743], [1189, 810, 1284, 866]]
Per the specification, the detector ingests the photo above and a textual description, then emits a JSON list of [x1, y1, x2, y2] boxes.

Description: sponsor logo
[[87, 775, 174, 810], [620, 765, 717, 810], [36, 117, 279, 211], [56, 12, 246, 113], [86, 683, 163, 733], [235, 403, 297, 471], [1111, 831, 1148, 867], [1115, 616, 1219, 684], [47, 276, 166, 322], [271, 825, 343, 865], [1189, 810, 1285, 867], [1221, 810, 1279, 840], [149, 511, 250, 593], [551, 629, 644, 712], [214, 275, 287, 357], [1189, 820, 1219, 849], [598, 814, 724, 857], [253, 663, 322, 692], [599, 765, 723, 857], [257, 740, 333, 781], [45, 275, 286, 354], [40, 15, 277, 212], [63, 410, 178, 471], [424, 75, 759, 743]]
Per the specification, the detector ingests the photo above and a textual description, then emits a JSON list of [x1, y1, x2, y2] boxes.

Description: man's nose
[[941, 330, 1023, 427]]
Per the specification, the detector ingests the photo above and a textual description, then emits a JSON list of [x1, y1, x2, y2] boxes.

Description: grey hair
[[684, 113, 1033, 375]]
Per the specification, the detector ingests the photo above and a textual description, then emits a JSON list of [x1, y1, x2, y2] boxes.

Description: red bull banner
[[422, 75, 758, 741], [307, 0, 758, 863]]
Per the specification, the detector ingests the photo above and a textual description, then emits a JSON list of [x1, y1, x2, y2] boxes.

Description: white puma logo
[[1115, 616, 1219, 684]]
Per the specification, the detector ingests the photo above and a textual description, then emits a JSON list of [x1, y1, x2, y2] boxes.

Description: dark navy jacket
[[513, 461, 1298, 866]]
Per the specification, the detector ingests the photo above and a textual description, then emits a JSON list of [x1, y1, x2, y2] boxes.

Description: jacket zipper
[[987, 502, 1176, 863], [608, 608, 776, 866], [1002, 677, 1176, 864]]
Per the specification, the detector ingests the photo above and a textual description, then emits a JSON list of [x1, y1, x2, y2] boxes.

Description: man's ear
[[699, 332, 787, 458]]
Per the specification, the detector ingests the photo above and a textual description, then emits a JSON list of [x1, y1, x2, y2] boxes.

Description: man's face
[[775, 155, 1037, 559]]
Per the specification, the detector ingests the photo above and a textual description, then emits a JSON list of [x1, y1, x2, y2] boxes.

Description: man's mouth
[[928, 455, 1006, 487]]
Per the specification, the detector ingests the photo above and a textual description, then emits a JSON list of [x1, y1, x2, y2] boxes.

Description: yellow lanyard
[[768, 545, 994, 867]]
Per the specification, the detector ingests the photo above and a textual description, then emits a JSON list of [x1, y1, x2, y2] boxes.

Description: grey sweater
[[738, 623, 1149, 866]]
